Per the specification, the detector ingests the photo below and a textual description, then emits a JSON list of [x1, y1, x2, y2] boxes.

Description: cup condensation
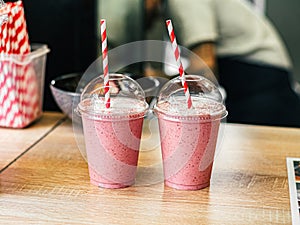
[[77, 74, 148, 188], [154, 75, 227, 190]]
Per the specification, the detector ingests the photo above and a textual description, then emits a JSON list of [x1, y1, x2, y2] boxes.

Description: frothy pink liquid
[[156, 99, 224, 190], [81, 111, 145, 189]]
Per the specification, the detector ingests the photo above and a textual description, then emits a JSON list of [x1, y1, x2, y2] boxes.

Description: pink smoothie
[[80, 98, 147, 188], [155, 98, 226, 190]]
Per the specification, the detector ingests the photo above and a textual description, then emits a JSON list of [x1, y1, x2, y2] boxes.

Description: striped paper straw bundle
[[0, 1, 40, 128], [166, 19, 193, 109], [100, 19, 110, 108], [0, 1, 30, 54], [0, 0, 8, 31]]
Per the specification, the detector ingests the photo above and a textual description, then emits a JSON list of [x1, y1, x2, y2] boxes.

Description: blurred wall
[[266, 0, 300, 82], [23, 0, 98, 111]]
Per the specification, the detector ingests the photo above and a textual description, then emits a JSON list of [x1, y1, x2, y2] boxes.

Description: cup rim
[[77, 98, 149, 121], [153, 104, 227, 123]]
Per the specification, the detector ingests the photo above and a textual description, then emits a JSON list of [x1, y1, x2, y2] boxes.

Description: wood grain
[[0, 112, 65, 171], [1, 115, 300, 224]]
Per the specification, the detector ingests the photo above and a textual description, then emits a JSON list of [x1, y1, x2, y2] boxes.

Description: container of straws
[[0, 1, 50, 128]]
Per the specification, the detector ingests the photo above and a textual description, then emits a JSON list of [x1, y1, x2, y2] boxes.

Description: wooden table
[[1, 112, 299, 224], [0, 112, 65, 172]]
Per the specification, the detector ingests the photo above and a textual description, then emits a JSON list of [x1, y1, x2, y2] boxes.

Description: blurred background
[[21, 0, 300, 111], [23, 0, 98, 111]]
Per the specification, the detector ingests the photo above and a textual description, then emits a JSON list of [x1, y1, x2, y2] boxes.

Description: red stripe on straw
[[166, 19, 192, 109], [100, 19, 110, 108]]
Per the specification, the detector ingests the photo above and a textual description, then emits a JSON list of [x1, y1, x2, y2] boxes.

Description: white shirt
[[168, 0, 292, 69]]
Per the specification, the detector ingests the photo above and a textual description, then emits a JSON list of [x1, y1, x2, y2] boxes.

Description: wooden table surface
[[1, 112, 299, 224], [0, 112, 65, 172]]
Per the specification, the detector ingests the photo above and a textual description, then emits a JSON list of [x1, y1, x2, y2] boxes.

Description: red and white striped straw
[[100, 19, 110, 108], [166, 19, 192, 109]]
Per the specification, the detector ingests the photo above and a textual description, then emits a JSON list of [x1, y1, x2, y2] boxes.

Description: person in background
[[166, 0, 300, 127]]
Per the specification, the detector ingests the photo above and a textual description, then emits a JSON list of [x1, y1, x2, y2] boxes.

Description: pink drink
[[80, 97, 147, 188], [155, 98, 226, 190]]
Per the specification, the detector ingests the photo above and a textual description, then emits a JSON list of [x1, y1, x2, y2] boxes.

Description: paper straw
[[166, 19, 192, 109], [0, 1, 39, 128], [100, 19, 110, 108], [0, 0, 8, 28], [11, 1, 30, 54]]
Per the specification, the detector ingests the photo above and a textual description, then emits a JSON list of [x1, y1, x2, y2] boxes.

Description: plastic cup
[[154, 75, 227, 190], [77, 74, 148, 188], [0, 44, 50, 128]]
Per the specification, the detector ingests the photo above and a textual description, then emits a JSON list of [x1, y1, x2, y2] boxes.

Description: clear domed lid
[[77, 73, 148, 120], [154, 75, 227, 120]]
